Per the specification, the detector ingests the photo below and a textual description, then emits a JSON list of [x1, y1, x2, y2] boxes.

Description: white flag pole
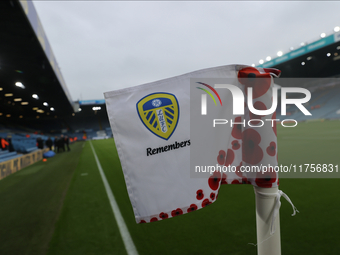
[[254, 186, 281, 255]]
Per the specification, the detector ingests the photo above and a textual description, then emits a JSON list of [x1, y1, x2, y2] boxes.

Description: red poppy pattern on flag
[[217, 66, 279, 186], [105, 65, 280, 224]]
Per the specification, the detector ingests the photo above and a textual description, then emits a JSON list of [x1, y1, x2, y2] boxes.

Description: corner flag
[[104, 65, 280, 224]]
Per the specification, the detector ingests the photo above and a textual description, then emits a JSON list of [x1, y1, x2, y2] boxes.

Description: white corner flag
[[104, 65, 281, 224]]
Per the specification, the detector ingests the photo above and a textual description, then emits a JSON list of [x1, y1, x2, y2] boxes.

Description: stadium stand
[[11, 134, 39, 153], [276, 83, 340, 121], [256, 26, 340, 122], [0, 151, 19, 163], [61, 103, 111, 139]]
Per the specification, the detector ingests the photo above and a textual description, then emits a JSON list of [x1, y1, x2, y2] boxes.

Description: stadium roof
[[0, 0, 76, 123], [79, 100, 106, 106], [257, 31, 340, 78]]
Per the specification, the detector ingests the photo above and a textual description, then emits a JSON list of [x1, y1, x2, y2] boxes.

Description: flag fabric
[[104, 65, 280, 224]]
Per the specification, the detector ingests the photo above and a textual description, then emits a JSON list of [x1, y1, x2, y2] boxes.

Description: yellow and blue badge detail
[[136, 92, 180, 140]]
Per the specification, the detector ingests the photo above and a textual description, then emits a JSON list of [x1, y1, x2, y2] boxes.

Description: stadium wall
[[0, 148, 49, 180]]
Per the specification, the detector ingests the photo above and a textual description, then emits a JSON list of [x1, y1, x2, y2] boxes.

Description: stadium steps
[[0, 151, 18, 162], [296, 103, 340, 121], [322, 103, 340, 119], [281, 85, 340, 121], [25, 147, 38, 153], [0, 154, 22, 163], [0, 151, 17, 159], [12, 141, 38, 153], [307, 90, 330, 106]]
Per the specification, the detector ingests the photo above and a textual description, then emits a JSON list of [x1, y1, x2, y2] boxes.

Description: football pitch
[[0, 120, 340, 255]]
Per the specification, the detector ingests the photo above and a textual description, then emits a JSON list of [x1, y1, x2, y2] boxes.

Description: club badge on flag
[[136, 93, 179, 140], [104, 65, 280, 224]]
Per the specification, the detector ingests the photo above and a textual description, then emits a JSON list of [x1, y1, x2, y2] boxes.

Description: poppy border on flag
[[136, 196, 216, 224]]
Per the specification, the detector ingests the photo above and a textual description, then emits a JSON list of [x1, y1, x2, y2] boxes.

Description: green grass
[[93, 139, 258, 255], [46, 142, 126, 255], [1, 120, 340, 254], [278, 120, 340, 166], [277, 120, 340, 254], [0, 142, 84, 255]]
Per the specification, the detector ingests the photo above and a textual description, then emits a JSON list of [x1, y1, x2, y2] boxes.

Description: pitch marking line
[[90, 141, 138, 255]]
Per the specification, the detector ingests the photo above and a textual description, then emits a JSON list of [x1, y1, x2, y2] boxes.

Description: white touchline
[[90, 141, 139, 255]]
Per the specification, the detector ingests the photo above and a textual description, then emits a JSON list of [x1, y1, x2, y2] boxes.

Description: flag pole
[[254, 186, 281, 255]]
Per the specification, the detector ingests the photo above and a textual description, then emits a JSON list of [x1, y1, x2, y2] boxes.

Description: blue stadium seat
[[0, 151, 17, 159], [0, 154, 21, 163]]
